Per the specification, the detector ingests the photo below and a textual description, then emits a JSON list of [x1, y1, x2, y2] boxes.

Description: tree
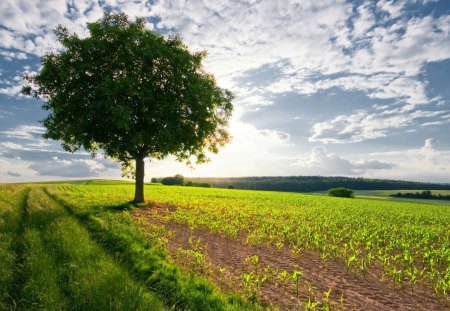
[[328, 188, 354, 198], [22, 13, 233, 203], [161, 174, 185, 186]]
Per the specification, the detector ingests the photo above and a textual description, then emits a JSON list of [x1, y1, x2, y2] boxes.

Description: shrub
[[227, 185, 235, 189], [161, 174, 185, 186], [328, 187, 354, 198]]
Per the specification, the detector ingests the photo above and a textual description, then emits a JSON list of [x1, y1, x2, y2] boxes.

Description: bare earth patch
[[131, 203, 448, 311]]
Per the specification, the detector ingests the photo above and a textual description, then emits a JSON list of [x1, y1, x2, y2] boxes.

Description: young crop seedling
[[176, 237, 212, 276], [360, 258, 367, 280], [304, 280, 318, 304], [292, 269, 304, 298], [241, 255, 268, 304], [277, 269, 290, 288]]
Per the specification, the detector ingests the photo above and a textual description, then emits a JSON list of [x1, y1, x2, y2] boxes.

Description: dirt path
[[131, 203, 448, 311]]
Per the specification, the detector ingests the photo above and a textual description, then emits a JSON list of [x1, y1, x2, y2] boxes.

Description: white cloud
[[295, 139, 450, 183], [352, 1, 376, 39], [28, 158, 106, 177], [1, 142, 27, 150], [0, 69, 38, 97], [366, 138, 450, 182], [310, 108, 448, 143], [0, 139, 121, 179], [1, 1, 449, 103], [0, 50, 27, 61], [263, 7, 450, 115], [0, 85, 21, 96], [377, 0, 405, 20], [259, 129, 290, 142], [1, 125, 45, 140], [296, 146, 394, 175]]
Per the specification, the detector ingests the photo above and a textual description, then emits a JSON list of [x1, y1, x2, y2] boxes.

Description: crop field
[[1, 183, 449, 310]]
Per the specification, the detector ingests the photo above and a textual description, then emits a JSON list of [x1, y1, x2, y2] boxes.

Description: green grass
[[29, 188, 168, 310], [309, 189, 450, 205], [0, 185, 28, 309], [0, 186, 167, 310], [25, 179, 134, 185], [354, 190, 450, 206], [356, 189, 450, 196]]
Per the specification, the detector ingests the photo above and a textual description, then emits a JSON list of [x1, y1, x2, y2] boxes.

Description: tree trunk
[[134, 157, 145, 204]]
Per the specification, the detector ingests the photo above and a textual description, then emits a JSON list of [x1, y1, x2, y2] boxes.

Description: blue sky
[[0, 0, 450, 182]]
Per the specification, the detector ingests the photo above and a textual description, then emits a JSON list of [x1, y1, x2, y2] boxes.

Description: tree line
[[158, 176, 450, 192], [391, 190, 450, 201], [153, 175, 211, 188]]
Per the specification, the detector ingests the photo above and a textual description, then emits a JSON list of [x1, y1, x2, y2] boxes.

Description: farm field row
[[0, 184, 253, 311], [49, 184, 450, 310]]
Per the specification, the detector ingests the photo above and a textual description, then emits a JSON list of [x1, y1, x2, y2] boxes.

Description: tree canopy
[[22, 12, 233, 203], [327, 188, 355, 198]]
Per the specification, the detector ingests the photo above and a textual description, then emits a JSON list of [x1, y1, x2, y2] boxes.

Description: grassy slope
[[24, 188, 165, 310], [0, 185, 27, 309], [28, 179, 134, 185], [0, 186, 167, 310]]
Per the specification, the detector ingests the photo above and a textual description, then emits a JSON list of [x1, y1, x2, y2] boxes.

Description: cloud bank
[[0, 1, 449, 182]]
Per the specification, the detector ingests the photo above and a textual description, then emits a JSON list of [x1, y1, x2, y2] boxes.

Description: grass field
[[309, 189, 450, 206], [355, 190, 450, 206], [0, 184, 252, 311], [1, 183, 449, 310]]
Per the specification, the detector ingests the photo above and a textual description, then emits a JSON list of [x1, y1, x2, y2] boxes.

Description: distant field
[[29, 179, 134, 185], [309, 189, 450, 206], [355, 190, 450, 206], [355, 189, 450, 196]]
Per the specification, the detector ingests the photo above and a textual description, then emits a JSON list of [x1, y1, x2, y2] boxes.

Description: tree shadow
[[104, 200, 136, 212], [104, 201, 152, 212]]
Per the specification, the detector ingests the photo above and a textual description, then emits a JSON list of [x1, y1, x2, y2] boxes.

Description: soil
[[131, 202, 449, 311]]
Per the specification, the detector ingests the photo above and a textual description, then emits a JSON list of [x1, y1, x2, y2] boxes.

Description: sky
[[0, 0, 450, 183]]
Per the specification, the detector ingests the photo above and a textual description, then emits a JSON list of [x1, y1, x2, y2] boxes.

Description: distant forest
[[391, 190, 450, 201], [155, 176, 450, 192]]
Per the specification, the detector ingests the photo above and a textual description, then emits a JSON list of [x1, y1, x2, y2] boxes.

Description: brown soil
[[131, 202, 449, 311]]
